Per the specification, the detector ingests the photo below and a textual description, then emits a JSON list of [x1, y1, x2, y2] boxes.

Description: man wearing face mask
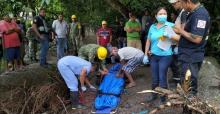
[[145, 7, 180, 104], [175, 0, 210, 98]]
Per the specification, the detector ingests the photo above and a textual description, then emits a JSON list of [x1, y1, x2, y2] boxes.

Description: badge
[[197, 20, 206, 29]]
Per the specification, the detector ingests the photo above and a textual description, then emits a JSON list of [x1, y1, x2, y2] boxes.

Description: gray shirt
[[118, 47, 144, 60]]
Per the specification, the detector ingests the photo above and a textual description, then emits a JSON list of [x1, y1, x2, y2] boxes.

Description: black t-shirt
[[33, 16, 49, 35], [116, 25, 126, 38], [178, 5, 211, 63]]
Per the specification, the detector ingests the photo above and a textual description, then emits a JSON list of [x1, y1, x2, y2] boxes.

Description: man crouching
[[111, 47, 149, 88]]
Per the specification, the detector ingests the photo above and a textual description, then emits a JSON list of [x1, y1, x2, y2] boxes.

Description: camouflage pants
[[68, 36, 83, 55], [28, 40, 38, 59]]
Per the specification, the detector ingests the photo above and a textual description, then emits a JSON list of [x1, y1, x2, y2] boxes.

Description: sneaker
[[72, 104, 87, 110]]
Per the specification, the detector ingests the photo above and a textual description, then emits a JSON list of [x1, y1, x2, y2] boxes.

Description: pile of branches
[[139, 85, 216, 114], [0, 72, 68, 114]]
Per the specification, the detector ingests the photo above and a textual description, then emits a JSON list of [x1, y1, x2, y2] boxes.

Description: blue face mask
[[156, 15, 167, 23]]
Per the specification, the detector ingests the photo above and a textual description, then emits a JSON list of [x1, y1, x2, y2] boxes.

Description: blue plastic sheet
[[95, 64, 125, 111]]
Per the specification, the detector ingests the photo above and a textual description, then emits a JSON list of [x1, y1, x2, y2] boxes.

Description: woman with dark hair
[[144, 7, 179, 103]]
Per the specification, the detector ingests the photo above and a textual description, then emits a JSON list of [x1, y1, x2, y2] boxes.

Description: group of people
[[0, 0, 211, 111], [57, 0, 211, 110]]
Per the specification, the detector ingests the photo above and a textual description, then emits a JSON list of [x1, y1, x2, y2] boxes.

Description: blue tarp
[[95, 64, 125, 110]]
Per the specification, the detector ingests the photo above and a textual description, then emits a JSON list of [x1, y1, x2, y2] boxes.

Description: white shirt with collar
[[52, 20, 68, 38]]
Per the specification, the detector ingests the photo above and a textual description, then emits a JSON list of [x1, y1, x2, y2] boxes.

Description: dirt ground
[[65, 65, 183, 114], [62, 31, 183, 114]]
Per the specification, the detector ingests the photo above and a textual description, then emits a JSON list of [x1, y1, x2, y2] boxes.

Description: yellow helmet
[[97, 47, 107, 60], [71, 15, 77, 19]]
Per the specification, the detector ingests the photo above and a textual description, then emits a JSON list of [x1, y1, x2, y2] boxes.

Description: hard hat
[[71, 15, 77, 19], [168, 0, 178, 4], [102, 20, 107, 25], [97, 47, 107, 60]]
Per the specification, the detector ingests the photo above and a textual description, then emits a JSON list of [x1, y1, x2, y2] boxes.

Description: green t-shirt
[[125, 20, 141, 40]]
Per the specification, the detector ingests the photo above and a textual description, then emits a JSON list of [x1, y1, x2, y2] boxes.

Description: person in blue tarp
[[94, 64, 124, 111]]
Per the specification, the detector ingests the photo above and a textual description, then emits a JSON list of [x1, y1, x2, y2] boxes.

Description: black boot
[[70, 91, 87, 110]]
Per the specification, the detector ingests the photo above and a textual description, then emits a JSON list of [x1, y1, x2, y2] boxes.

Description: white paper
[[157, 39, 172, 51]]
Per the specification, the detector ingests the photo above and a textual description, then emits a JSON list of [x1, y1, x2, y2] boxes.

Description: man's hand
[[39, 35, 44, 39], [103, 68, 109, 73], [116, 72, 124, 78], [173, 26, 182, 34], [100, 68, 108, 76]]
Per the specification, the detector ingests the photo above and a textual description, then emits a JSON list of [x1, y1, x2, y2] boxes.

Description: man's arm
[[135, 23, 141, 32], [32, 23, 43, 39], [177, 27, 202, 44], [79, 68, 87, 88]]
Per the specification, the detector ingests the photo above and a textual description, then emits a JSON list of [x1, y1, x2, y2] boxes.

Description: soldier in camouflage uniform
[[78, 44, 108, 85], [69, 15, 82, 55], [26, 24, 38, 62]]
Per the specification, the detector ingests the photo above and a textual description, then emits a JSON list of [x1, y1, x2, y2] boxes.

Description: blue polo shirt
[[178, 5, 210, 63], [58, 56, 92, 76], [147, 22, 174, 56]]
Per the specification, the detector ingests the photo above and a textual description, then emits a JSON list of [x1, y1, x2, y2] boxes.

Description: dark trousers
[[178, 61, 202, 95], [150, 55, 173, 89], [170, 54, 179, 79]]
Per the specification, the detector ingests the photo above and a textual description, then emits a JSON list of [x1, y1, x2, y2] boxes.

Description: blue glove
[[142, 55, 149, 64], [174, 46, 178, 55]]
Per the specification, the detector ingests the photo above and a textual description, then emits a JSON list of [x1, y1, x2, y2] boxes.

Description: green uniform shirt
[[125, 20, 141, 40], [69, 22, 81, 38], [78, 44, 105, 69]]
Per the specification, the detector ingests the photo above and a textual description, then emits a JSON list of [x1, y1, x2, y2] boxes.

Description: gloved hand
[[142, 55, 149, 64], [164, 26, 177, 39], [81, 86, 87, 92], [174, 46, 178, 55]]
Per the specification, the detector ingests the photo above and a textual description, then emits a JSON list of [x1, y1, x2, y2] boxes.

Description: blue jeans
[[150, 55, 172, 89], [39, 34, 49, 65], [56, 38, 66, 60]]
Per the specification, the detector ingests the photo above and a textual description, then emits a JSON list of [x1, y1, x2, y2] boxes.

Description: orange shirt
[[0, 20, 20, 48]]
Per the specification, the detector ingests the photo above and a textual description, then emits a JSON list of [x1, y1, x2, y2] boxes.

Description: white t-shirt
[[118, 47, 143, 60], [52, 20, 68, 38]]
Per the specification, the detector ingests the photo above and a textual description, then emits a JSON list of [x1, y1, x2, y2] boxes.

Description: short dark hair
[[182, 0, 200, 4], [39, 7, 45, 11], [154, 7, 167, 16], [59, 12, 64, 16], [129, 12, 136, 18]]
